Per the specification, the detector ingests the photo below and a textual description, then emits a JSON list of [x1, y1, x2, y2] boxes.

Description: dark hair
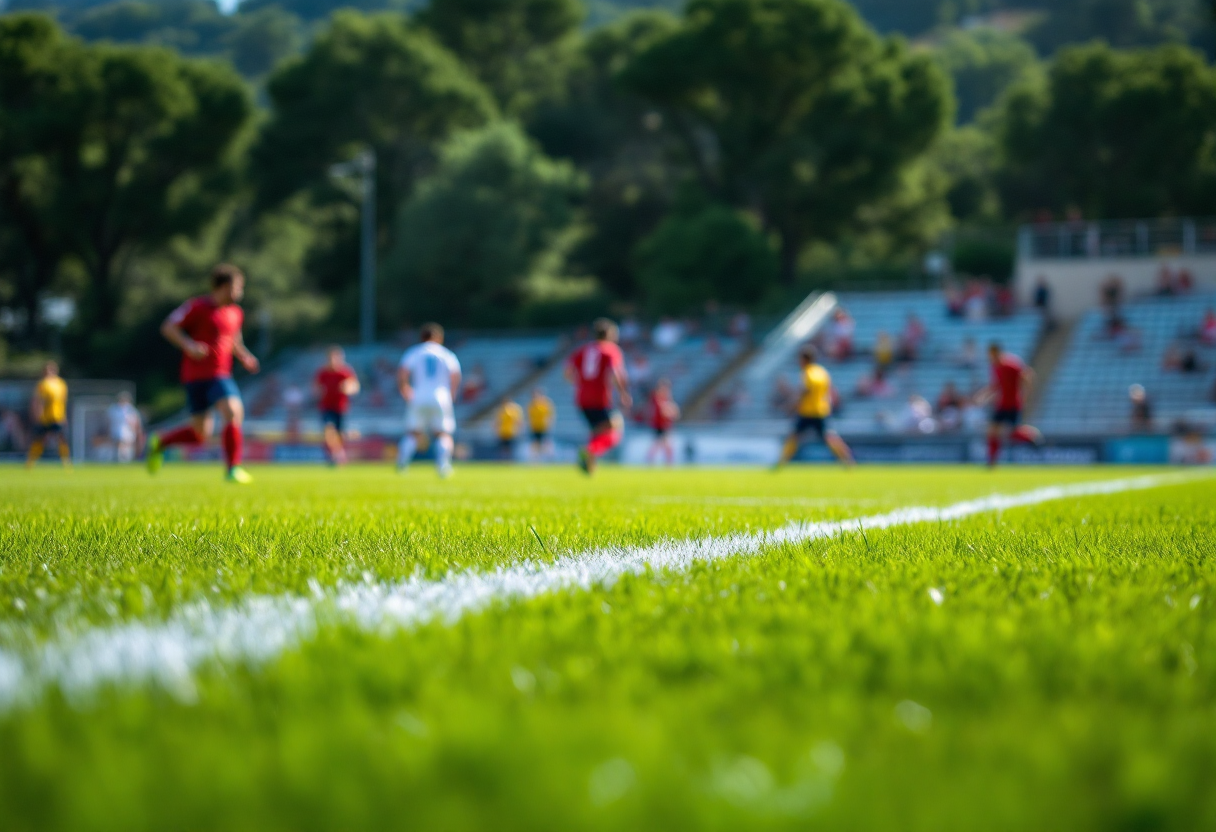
[[593, 317, 618, 341], [988, 341, 1002, 354], [211, 263, 244, 289], [799, 345, 819, 364], [420, 322, 444, 342]]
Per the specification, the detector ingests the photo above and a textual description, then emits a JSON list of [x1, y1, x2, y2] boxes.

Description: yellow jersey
[[34, 376, 68, 425], [496, 401, 524, 440], [527, 396, 554, 433], [797, 364, 832, 418]]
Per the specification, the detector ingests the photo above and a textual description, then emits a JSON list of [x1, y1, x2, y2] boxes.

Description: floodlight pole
[[330, 148, 377, 345], [358, 149, 377, 346]]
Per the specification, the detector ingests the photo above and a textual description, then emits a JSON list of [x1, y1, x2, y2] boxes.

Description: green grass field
[[1, 464, 1214, 831]]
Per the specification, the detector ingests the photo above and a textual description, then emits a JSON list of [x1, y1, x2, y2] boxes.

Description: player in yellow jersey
[[26, 361, 71, 468], [776, 346, 854, 468], [526, 387, 555, 461], [494, 397, 524, 460]]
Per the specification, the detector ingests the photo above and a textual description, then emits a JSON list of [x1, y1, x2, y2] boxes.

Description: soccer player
[[566, 317, 631, 475], [397, 323, 461, 478], [984, 341, 1043, 467], [25, 361, 70, 468], [146, 264, 259, 483], [775, 346, 854, 468], [527, 387, 555, 461], [646, 378, 680, 465], [314, 345, 360, 466], [494, 397, 524, 460], [107, 391, 143, 463]]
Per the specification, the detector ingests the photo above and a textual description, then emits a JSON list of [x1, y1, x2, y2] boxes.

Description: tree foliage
[[417, 0, 584, 116], [621, 0, 952, 281], [995, 41, 1216, 218], [380, 122, 585, 326], [933, 27, 1038, 123]]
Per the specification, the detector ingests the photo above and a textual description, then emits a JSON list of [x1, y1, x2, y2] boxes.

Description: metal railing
[[1018, 217, 1216, 260]]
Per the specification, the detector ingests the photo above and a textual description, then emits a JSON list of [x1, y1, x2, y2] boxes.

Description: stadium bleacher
[[1037, 292, 1216, 434], [704, 291, 1044, 435]]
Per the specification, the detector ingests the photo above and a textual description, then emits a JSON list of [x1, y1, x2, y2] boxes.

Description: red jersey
[[991, 354, 1026, 411], [650, 393, 675, 430], [568, 341, 625, 410], [315, 365, 356, 413], [167, 296, 243, 383]]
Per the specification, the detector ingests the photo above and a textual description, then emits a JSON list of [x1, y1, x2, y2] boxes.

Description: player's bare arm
[[342, 375, 361, 397], [233, 330, 259, 374], [450, 370, 462, 402], [613, 367, 632, 409], [161, 317, 209, 360], [397, 366, 413, 403]]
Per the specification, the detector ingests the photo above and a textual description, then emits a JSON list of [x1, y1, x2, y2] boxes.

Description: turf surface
[[1, 465, 1214, 830]]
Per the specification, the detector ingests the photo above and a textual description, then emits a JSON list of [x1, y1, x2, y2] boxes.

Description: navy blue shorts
[[185, 377, 240, 415], [320, 410, 345, 432], [793, 416, 827, 441], [531, 431, 548, 442], [581, 408, 617, 432], [34, 422, 65, 437], [991, 408, 1021, 426]]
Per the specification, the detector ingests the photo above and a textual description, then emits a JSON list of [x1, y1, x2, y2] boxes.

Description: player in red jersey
[[984, 342, 1043, 467], [146, 264, 259, 483], [565, 318, 631, 474], [314, 345, 360, 466], [646, 378, 680, 465]]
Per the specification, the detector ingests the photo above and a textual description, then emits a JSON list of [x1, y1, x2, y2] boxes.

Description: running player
[[775, 346, 854, 468], [527, 387, 555, 461], [494, 397, 524, 460], [984, 341, 1043, 467], [397, 323, 461, 477], [566, 318, 631, 475], [646, 378, 680, 465], [314, 345, 360, 466], [25, 361, 70, 468], [146, 264, 259, 483]]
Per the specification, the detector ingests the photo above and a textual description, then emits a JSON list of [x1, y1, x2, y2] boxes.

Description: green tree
[[60, 45, 253, 331], [0, 14, 84, 346], [1022, 0, 1209, 54], [252, 11, 495, 319], [529, 10, 680, 299], [634, 197, 778, 312], [227, 8, 304, 79], [416, 0, 584, 116], [995, 41, 1216, 218], [933, 27, 1038, 123], [621, 0, 952, 283], [380, 122, 585, 326]]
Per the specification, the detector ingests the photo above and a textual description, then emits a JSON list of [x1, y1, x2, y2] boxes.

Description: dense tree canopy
[[996, 41, 1216, 219], [621, 0, 952, 281]]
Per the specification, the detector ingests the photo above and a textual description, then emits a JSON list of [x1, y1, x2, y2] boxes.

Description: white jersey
[[399, 342, 461, 406], [107, 402, 140, 443]]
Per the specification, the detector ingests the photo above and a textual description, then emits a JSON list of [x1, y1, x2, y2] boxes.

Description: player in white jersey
[[396, 322, 462, 477], [107, 391, 143, 462]]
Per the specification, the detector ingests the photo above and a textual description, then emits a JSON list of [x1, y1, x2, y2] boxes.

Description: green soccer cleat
[[577, 448, 594, 476], [146, 435, 164, 475], [225, 466, 253, 484]]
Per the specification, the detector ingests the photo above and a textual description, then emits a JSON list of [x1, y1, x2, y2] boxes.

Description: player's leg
[[986, 419, 1007, 467], [824, 429, 855, 467], [586, 412, 623, 458], [397, 431, 420, 472], [215, 391, 250, 483], [434, 432, 454, 477], [25, 426, 44, 468], [148, 382, 212, 473], [54, 427, 70, 466], [776, 418, 807, 467], [1009, 415, 1043, 446]]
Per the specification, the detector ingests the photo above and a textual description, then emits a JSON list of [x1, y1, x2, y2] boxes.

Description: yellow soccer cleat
[[225, 466, 253, 484]]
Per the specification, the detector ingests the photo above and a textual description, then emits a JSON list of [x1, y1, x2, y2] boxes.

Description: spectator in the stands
[[1128, 384, 1153, 433], [1033, 277, 1052, 321], [955, 336, 980, 370], [827, 308, 854, 360], [619, 316, 642, 347], [652, 317, 683, 350], [630, 352, 653, 396], [1164, 343, 1205, 373], [964, 279, 988, 322], [283, 383, 305, 443], [771, 376, 796, 414], [1100, 274, 1124, 312], [873, 331, 894, 374], [993, 283, 1015, 317], [856, 367, 894, 399], [1155, 265, 1176, 296], [0, 407, 26, 452], [728, 311, 752, 341], [935, 381, 965, 430], [945, 282, 965, 318], [898, 395, 935, 434], [1177, 268, 1194, 293], [898, 313, 926, 362], [462, 363, 487, 403], [1198, 308, 1216, 346]]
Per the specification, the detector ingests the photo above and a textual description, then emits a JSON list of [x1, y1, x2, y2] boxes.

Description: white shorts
[[406, 400, 455, 435]]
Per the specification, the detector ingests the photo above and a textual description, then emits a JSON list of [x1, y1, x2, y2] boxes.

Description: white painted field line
[[0, 472, 1204, 712]]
